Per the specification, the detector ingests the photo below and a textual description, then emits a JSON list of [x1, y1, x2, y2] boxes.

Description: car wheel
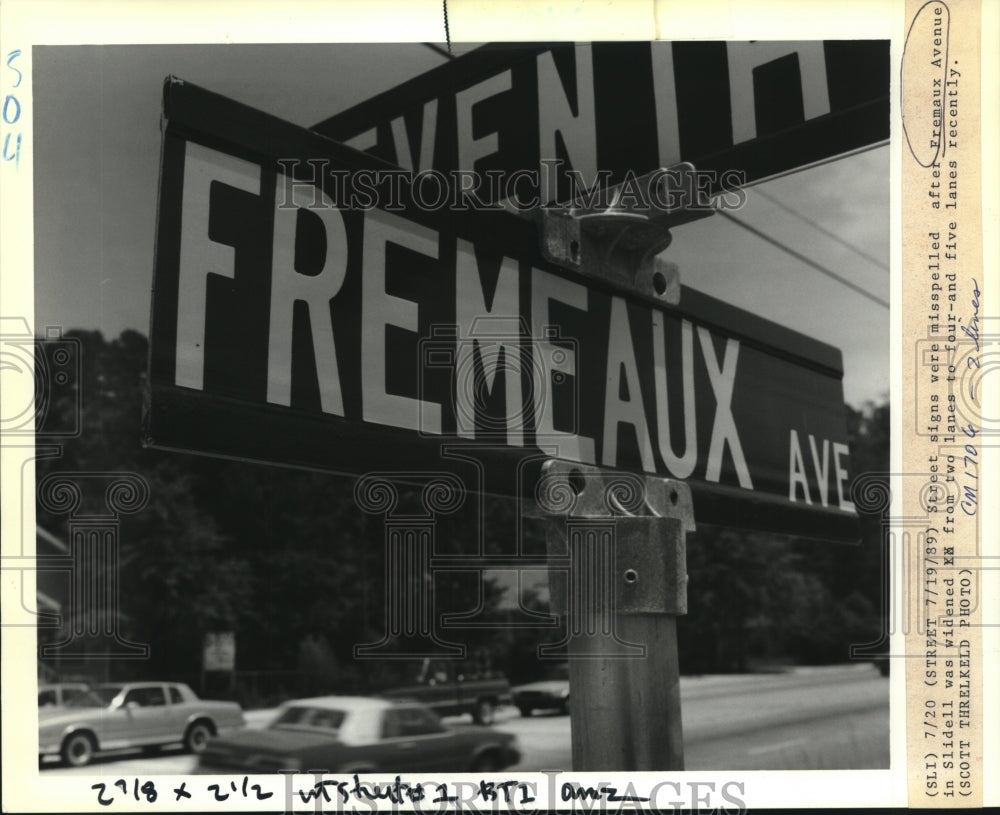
[[61, 732, 96, 768], [561, 697, 570, 715], [470, 751, 502, 772], [517, 704, 532, 718], [472, 699, 495, 725], [183, 721, 213, 754]]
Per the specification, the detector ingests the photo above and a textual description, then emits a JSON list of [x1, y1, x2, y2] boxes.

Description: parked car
[[380, 658, 512, 725], [197, 696, 520, 774], [512, 663, 570, 716], [38, 682, 245, 767], [38, 682, 91, 708]]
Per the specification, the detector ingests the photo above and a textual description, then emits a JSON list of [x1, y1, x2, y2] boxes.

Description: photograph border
[[2, 0, 996, 811]]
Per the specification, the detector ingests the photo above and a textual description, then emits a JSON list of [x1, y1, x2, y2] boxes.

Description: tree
[[35, 331, 254, 681], [678, 400, 890, 672], [34, 330, 510, 694]]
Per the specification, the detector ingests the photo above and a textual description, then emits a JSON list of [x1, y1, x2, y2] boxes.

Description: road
[[503, 664, 889, 771], [38, 665, 888, 776], [681, 664, 889, 770]]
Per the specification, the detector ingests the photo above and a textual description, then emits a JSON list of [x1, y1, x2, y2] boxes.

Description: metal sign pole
[[535, 461, 694, 771], [531, 164, 705, 770]]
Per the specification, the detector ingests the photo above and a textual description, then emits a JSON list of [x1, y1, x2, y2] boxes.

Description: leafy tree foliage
[[35, 331, 509, 698], [678, 400, 890, 672]]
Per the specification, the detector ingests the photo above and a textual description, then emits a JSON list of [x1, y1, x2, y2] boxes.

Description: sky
[[29, 42, 888, 408]]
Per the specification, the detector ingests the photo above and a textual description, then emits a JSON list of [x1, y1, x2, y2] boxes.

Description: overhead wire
[[753, 187, 889, 272], [715, 209, 890, 309]]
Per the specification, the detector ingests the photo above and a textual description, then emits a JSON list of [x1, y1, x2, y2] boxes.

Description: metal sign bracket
[[532, 458, 696, 770], [537, 162, 716, 305], [534, 459, 694, 617]]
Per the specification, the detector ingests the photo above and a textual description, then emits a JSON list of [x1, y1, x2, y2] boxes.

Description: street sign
[[146, 79, 860, 542], [313, 41, 889, 203], [203, 632, 235, 671]]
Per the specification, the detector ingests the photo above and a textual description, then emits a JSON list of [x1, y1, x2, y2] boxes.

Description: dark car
[[380, 658, 513, 725], [197, 696, 520, 774], [511, 663, 570, 716]]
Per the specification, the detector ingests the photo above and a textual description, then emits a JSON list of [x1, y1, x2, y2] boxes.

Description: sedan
[[39, 682, 245, 767], [197, 696, 520, 774], [511, 663, 570, 716], [38, 682, 91, 708]]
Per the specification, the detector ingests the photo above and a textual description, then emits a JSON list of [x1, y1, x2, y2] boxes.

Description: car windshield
[[270, 706, 346, 733], [64, 685, 123, 708]]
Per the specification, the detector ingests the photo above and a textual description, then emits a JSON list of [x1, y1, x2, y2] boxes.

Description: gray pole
[[536, 460, 693, 771]]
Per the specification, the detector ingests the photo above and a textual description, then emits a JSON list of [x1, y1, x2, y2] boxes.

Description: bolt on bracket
[[533, 459, 695, 617], [537, 162, 716, 305]]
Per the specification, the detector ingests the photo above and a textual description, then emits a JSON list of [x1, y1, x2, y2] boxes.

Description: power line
[[716, 209, 890, 309], [739, 139, 889, 191], [754, 187, 889, 271]]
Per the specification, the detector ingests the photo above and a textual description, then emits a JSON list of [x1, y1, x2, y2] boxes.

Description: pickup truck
[[379, 659, 513, 725]]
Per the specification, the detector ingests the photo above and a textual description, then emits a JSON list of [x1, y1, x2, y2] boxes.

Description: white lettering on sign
[[788, 431, 854, 509], [726, 42, 831, 144], [175, 142, 260, 390], [341, 103, 439, 165], [650, 43, 682, 168], [390, 99, 438, 172], [537, 45, 597, 202], [164, 137, 858, 508], [323, 41, 873, 205], [454, 240, 525, 446], [603, 297, 655, 472], [652, 314, 697, 479], [808, 434, 831, 507], [153, 73, 865, 538], [361, 209, 441, 433], [698, 327, 752, 488], [530, 267, 596, 464], [173, 157, 767, 487], [788, 429, 812, 504], [267, 172, 348, 416], [833, 442, 854, 512], [456, 70, 511, 174]]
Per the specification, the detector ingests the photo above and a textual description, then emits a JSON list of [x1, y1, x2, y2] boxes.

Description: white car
[[38, 682, 91, 708], [39, 681, 245, 767]]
